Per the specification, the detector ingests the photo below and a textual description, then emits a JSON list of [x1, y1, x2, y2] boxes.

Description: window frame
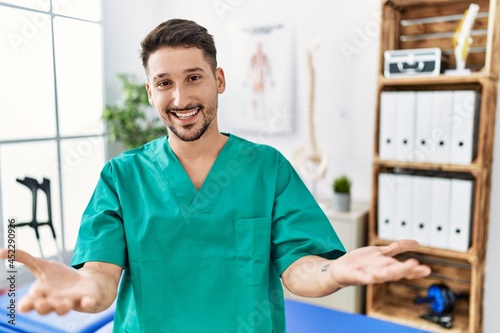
[[0, 0, 105, 261]]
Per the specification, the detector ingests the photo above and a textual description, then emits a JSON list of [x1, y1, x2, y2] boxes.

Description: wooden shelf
[[368, 261, 471, 332], [386, 0, 486, 10], [368, 0, 500, 332], [373, 158, 483, 174], [368, 304, 469, 333], [379, 72, 495, 87]]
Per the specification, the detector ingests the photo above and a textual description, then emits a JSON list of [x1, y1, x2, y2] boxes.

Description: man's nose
[[172, 85, 190, 108]]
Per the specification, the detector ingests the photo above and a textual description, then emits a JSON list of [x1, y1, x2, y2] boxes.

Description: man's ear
[[216, 68, 226, 94], [145, 81, 154, 106]]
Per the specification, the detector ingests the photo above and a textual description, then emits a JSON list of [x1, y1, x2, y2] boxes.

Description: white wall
[[102, 0, 162, 97], [102, 1, 500, 331]]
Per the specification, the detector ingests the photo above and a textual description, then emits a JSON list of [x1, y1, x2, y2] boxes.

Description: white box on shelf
[[379, 92, 398, 160], [377, 173, 397, 241], [450, 90, 479, 165], [430, 177, 451, 249], [448, 179, 474, 252], [430, 91, 453, 164], [414, 91, 434, 163], [395, 92, 416, 162], [412, 176, 432, 247], [394, 175, 413, 240]]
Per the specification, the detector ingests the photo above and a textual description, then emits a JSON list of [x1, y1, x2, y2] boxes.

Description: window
[[0, 0, 104, 259]]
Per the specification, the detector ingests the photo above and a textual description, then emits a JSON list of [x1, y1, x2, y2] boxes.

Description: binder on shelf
[[430, 177, 451, 249], [412, 176, 432, 247], [414, 92, 434, 163], [395, 92, 416, 162], [377, 173, 397, 241], [450, 90, 479, 165], [379, 92, 397, 160], [395, 174, 413, 239], [430, 91, 453, 164], [448, 179, 474, 252]]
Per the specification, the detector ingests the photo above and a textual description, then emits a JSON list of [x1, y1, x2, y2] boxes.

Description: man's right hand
[[0, 249, 122, 315]]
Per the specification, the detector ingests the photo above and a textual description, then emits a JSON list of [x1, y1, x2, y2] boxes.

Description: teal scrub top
[[71, 134, 345, 333]]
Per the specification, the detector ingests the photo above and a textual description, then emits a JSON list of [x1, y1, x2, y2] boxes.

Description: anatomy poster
[[226, 23, 294, 135]]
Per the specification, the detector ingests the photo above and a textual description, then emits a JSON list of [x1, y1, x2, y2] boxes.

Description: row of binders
[[379, 90, 480, 165], [378, 173, 474, 252]]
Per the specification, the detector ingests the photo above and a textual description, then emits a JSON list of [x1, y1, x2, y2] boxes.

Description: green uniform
[[71, 134, 345, 332]]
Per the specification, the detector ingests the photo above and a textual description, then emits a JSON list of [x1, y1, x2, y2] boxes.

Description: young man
[[0, 19, 430, 332]]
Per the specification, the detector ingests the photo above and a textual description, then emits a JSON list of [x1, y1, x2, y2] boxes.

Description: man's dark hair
[[140, 19, 217, 73]]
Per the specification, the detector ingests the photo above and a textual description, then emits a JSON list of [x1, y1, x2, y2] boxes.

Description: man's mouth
[[170, 108, 200, 120]]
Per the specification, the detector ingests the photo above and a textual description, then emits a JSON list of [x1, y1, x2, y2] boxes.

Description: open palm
[[0, 249, 100, 315], [330, 240, 431, 287]]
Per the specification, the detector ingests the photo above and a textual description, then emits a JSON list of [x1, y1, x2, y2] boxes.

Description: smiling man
[[146, 47, 222, 143], [0, 19, 431, 332]]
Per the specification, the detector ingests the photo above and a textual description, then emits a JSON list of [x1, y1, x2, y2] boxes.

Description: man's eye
[[188, 75, 201, 82], [157, 81, 170, 87]]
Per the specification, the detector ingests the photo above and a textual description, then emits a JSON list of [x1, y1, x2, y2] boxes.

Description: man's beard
[[162, 99, 218, 142], [168, 115, 211, 142]]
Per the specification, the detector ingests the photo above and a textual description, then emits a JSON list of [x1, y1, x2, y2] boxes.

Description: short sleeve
[[271, 155, 345, 275], [71, 162, 127, 269]]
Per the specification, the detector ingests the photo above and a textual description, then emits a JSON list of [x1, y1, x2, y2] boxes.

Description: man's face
[[145, 46, 225, 142]]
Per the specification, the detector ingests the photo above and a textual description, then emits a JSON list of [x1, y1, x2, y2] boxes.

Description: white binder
[[379, 92, 397, 160], [450, 90, 478, 165], [448, 179, 474, 252], [395, 92, 416, 162], [395, 175, 413, 239], [430, 177, 451, 249], [430, 91, 453, 164], [412, 176, 432, 247], [414, 92, 434, 163], [378, 173, 397, 241]]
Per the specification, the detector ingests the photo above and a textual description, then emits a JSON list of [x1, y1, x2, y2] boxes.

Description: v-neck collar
[[153, 134, 234, 214]]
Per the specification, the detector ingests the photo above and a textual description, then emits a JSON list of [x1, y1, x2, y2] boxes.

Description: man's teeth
[[174, 109, 198, 119]]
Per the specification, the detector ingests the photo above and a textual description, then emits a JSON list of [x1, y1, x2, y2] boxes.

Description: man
[[0, 19, 430, 332]]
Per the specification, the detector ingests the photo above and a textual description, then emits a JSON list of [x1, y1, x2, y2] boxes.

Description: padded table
[[285, 300, 433, 333]]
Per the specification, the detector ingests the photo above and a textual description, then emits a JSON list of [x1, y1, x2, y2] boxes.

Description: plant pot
[[333, 192, 351, 212]]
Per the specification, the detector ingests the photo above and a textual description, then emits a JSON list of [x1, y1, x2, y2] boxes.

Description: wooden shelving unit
[[378, 73, 495, 85], [367, 1, 500, 332]]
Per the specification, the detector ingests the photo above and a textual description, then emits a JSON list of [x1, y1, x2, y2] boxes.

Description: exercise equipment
[[415, 283, 468, 329], [420, 312, 454, 329]]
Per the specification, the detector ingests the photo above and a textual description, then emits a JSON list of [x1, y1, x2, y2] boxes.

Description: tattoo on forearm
[[321, 264, 330, 272]]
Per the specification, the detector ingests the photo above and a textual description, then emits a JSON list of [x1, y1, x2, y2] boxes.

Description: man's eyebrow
[[185, 67, 206, 73], [152, 73, 168, 81], [152, 67, 207, 81]]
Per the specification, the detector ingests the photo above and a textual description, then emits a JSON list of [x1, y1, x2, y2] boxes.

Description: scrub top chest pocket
[[233, 217, 272, 286]]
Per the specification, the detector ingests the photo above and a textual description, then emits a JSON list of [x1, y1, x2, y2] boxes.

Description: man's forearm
[[281, 255, 341, 297], [79, 262, 123, 312], [281, 241, 432, 298]]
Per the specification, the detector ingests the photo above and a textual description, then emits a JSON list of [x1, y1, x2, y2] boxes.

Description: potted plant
[[332, 175, 352, 212], [102, 74, 167, 150]]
